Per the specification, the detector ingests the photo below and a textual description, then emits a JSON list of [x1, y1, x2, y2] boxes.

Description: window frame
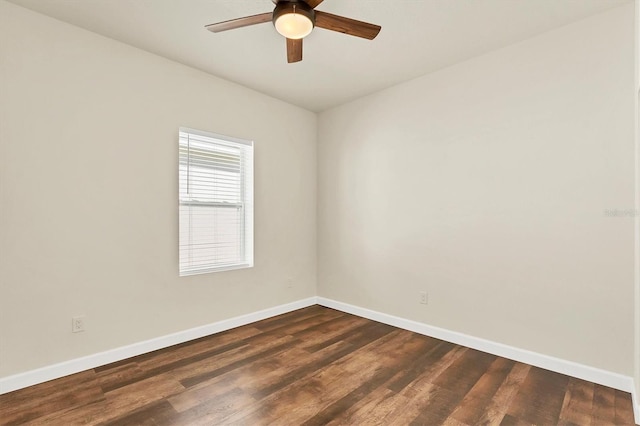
[[178, 127, 254, 276]]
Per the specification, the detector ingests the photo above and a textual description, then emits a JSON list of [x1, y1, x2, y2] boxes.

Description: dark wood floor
[[0, 305, 635, 425]]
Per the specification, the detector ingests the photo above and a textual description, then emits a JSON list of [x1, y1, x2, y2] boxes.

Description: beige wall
[[0, 1, 317, 377], [318, 4, 636, 375]]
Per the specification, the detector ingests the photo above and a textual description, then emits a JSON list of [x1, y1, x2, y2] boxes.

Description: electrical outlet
[[286, 277, 294, 289], [419, 291, 428, 305], [72, 316, 85, 333]]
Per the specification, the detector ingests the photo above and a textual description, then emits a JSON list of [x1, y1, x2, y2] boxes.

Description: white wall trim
[[632, 385, 640, 425], [317, 297, 636, 395], [0, 297, 317, 395]]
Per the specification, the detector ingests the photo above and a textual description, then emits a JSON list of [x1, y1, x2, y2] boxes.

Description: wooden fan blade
[[205, 12, 272, 33], [315, 11, 381, 40], [287, 38, 303, 63], [304, 0, 325, 8]]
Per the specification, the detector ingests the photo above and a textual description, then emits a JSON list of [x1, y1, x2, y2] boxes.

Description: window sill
[[179, 262, 253, 277]]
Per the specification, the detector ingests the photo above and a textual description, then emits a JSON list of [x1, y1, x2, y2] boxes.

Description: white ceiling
[[8, 0, 630, 111]]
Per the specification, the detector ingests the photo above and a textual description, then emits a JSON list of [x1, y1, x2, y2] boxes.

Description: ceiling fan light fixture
[[275, 13, 312, 39], [273, 1, 315, 40]]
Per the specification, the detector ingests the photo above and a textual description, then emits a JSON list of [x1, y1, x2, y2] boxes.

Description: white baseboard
[[632, 385, 640, 425], [317, 297, 636, 395], [0, 297, 317, 395]]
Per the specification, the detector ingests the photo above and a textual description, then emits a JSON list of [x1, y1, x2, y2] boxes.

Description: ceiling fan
[[205, 0, 381, 63]]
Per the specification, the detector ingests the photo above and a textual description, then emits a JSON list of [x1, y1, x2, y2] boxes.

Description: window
[[179, 128, 253, 276]]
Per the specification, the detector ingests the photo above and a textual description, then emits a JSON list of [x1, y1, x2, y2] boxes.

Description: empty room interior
[[1, 0, 640, 424]]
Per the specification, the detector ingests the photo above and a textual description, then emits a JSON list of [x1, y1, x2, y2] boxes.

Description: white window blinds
[[179, 128, 254, 276]]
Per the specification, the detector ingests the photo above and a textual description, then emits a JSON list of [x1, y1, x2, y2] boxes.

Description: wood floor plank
[[471, 362, 531, 426], [23, 400, 109, 426], [499, 413, 532, 425], [167, 387, 254, 425], [136, 324, 263, 369], [431, 349, 497, 396], [448, 356, 515, 425], [388, 339, 456, 392], [95, 324, 262, 374], [614, 390, 636, 425], [558, 378, 594, 426], [236, 342, 353, 397], [385, 385, 437, 425], [216, 329, 418, 425], [295, 314, 371, 349], [97, 326, 264, 393], [591, 384, 617, 425], [441, 417, 470, 426], [407, 384, 468, 426], [252, 321, 395, 400], [399, 345, 468, 400], [178, 335, 296, 387], [304, 319, 391, 353], [386, 340, 459, 393], [166, 340, 357, 424], [0, 370, 104, 425], [104, 400, 178, 426], [406, 349, 497, 425], [167, 343, 348, 412], [252, 305, 332, 331], [210, 327, 416, 424], [263, 310, 347, 336], [372, 346, 467, 424], [95, 362, 145, 393], [323, 386, 404, 426], [301, 332, 437, 425], [223, 359, 373, 424], [504, 367, 570, 425], [102, 374, 185, 419], [1, 306, 635, 426], [25, 374, 184, 425]]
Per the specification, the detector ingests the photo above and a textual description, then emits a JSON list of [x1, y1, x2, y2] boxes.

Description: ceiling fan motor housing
[[273, 0, 316, 33]]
